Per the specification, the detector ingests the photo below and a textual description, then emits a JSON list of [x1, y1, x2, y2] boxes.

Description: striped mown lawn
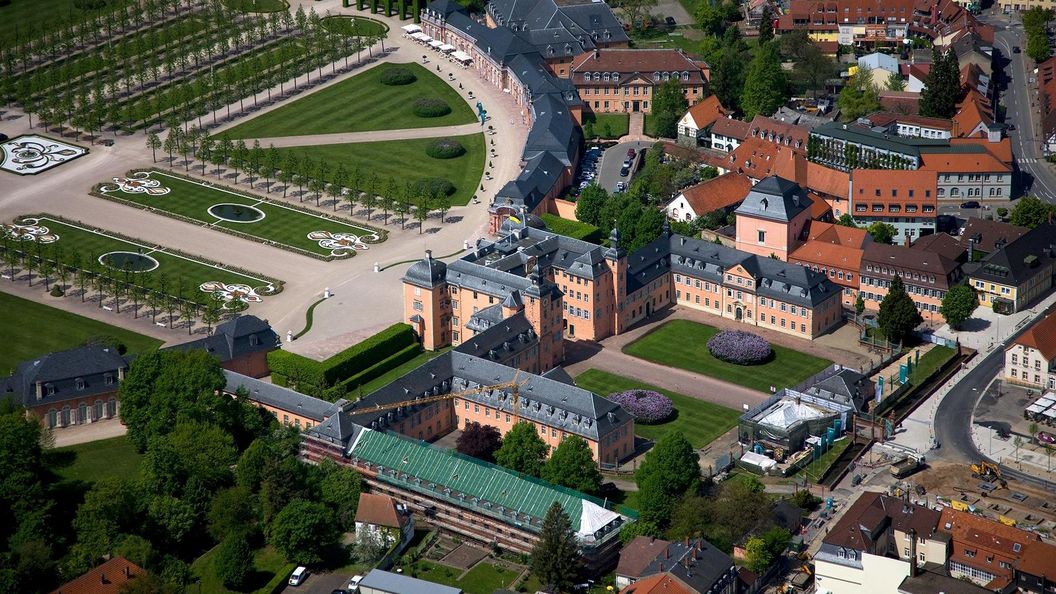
[[96, 171, 378, 256], [623, 320, 833, 393], [223, 62, 476, 138], [574, 369, 740, 448]]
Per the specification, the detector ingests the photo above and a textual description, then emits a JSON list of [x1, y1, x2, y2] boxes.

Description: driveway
[[597, 140, 653, 193], [277, 569, 352, 594]]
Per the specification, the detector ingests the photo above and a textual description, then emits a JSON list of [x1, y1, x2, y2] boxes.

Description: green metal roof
[[350, 429, 590, 531]]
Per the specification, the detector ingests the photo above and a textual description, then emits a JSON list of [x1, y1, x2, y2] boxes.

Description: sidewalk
[[236, 122, 485, 148]]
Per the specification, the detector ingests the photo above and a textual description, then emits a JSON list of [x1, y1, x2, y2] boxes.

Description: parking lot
[[595, 140, 652, 193], [277, 569, 357, 594]]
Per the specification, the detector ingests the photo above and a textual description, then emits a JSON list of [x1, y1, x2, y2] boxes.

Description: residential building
[[1, 344, 127, 430], [569, 48, 709, 114], [813, 492, 947, 594], [771, 152, 850, 217], [677, 95, 728, 147], [1039, 57, 1056, 154], [896, 570, 993, 594], [664, 172, 753, 222], [734, 176, 814, 261], [616, 536, 738, 594], [354, 492, 414, 549], [862, 112, 954, 140], [958, 217, 1028, 261], [966, 224, 1056, 313], [789, 221, 870, 307], [224, 369, 336, 430], [1004, 310, 1056, 390], [357, 569, 462, 594], [621, 574, 696, 594], [49, 557, 147, 594], [710, 117, 752, 153], [166, 315, 278, 378], [849, 169, 938, 243], [922, 150, 1012, 201], [939, 507, 1056, 590], [810, 122, 926, 171], [747, 115, 810, 154], [859, 239, 965, 323]]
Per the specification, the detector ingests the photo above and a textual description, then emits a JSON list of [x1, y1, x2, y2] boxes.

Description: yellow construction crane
[[347, 370, 527, 420]]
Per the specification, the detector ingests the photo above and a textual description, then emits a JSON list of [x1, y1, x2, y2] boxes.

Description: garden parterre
[[94, 170, 381, 257]]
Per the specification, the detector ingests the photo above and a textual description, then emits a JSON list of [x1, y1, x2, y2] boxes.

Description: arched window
[[61, 406, 71, 427], [108, 398, 117, 418], [47, 410, 57, 429], [78, 403, 88, 424], [94, 400, 104, 420], [682, 71, 689, 80]]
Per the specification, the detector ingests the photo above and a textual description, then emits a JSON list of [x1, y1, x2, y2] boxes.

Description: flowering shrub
[[609, 390, 673, 423], [707, 330, 772, 365]]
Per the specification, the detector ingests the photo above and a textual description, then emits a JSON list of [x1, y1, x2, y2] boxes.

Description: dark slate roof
[[487, 0, 627, 53], [959, 217, 1028, 254], [734, 176, 810, 222], [494, 151, 567, 212], [966, 223, 1056, 286], [456, 312, 538, 363], [541, 366, 576, 385], [305, 405, 365, 447], [465, 302, 508, 333], [803, 366, 872, 412], [403, 252, 448, 288], [343, 351, 630, 442], [166, 315, 278, 363], [1, 345, 129, 408], [491, 226, 608, 280], [638, 538, 738, 594], [626, 232, 839, 307], [523, 93, 581, 167], [223, 370, 337, 422]]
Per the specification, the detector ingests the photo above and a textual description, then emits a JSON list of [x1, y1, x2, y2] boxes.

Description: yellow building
[[968, 224, 1055, 314]]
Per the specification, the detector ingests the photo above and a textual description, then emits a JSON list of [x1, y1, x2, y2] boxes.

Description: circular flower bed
[[380, 67, 417, 86], [706, 330, 772, 365], [425, 138, 466, 159], [413, 97, 452, 118], [410, 177, 456, 197], [609, 390, 673, 424]]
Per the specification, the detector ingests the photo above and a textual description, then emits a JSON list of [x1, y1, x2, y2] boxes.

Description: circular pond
[[208, 203, 266, 223], [98, 251, 160, 273]]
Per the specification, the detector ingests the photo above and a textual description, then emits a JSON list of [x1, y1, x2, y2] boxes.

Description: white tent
[[401, 24, 422, 33], [439, 43, 456, 53], [577, 500, 622, 540], [452, 50, 472, 64], [410, 32, 430, 42], [428, 40, 444, 49], [740, 451, 777, 473]]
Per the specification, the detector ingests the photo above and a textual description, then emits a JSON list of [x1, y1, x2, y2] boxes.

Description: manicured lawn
[[793, 438, 851, 481], [401, 560, 519, 594], [540, 214, 604, 243], [907, 345, 956, 387], [96, 171, 377, 256], [321, 15, 388, 37], [192, 544, 294, 594], [623, 320, 833, 393], [15, 216, 276, 297], [583, 112, 629, 138], [224, 62, 475, 138], [49, 436, 144, 484], [273, 134, 485, 206], [357, 348, 449, 395], [574, 369, 740, 448], [0, 292, 161, 373]]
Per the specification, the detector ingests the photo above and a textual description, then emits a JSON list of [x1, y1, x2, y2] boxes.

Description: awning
[[439, 43, 456, 53], [410, 32, 430, 42], [401, 24, 422, 33], [428, 40, 444, 49], [452, 50, 472, 63]]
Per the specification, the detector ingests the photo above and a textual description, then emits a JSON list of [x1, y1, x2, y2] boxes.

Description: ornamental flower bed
[[609, 390, 673, 424], [706, 330, 772, 365]]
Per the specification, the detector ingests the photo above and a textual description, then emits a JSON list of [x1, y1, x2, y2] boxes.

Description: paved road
[[596, 140, 652, 193], [240, 122, 487, 148]]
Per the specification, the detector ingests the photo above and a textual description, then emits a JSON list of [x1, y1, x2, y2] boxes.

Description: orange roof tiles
[[951, 137, 1013, 164], [722, 137, 787, 180], [879, 91, 921, 115], [919, 150, 1010, 173], [50, 558, 145, 594], [1013, 310, 1056, 361], [621, 573, 695, 594], [711, 117, 752, 141], [852, 169, 937, 218], [571, 49, 707, 86], [939, 507, 1042, 586], [952, 88, 993, 137], [807, 220, 870, 247], [684, 95, 727, 130], [790, 221, 868, 277], [807, 192, 832, 219], [772, 152, 848, 199], [355, 493, 409, 529], [618, 537, 674, 579], [675, 172, 753, 216], [747, 115, 809, 153]]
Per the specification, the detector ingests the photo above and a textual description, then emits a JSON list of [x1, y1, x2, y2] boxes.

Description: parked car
[[665, 16, 676, 26], [348, 575, 364, 591], [621, 158, 631, 168], [626, 148, 636, 158], [616, 181, 626, 192], [1013, 46, 1021, 53], [1039, 432, 1055, 444], [289, 567, 309, 587], [960, 200, 981, 209], [620, 166, 630, 177], [1007, 123, 1016, 130]]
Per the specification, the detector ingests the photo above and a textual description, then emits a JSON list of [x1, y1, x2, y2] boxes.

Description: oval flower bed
[[609, 390, 673, 424], [706, 330, 772, 365]]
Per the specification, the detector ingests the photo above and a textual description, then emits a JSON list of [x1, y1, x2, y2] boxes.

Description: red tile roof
[[950, 137, 1013, 164], [684, 95, 727, 130], [790, 221, 868, 279], [807, 220, 870, 248], [879, 91, 921, 115], [571, 49, 708, 86], [952, 88, 993, 137], [355, 493, 409, 529], [747, 115, 809, 153], [1013, 310, 1056, 361], [711, 117, 752, 141], [772, 152, 849, 199], [50, 558, 145, 594], [852, 169, 938, 218], [674, 173, 753, 216], [618, 537, 674, 579], [865, 111, 953, 131], [919, 150, 1010, 173], [721, 137, 787, 180], [621, 573, 695, 594], [939, 507, 1041, 585]]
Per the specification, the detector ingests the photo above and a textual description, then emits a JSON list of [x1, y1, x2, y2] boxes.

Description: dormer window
[[45, 383, 55, 396], [76, 378, 85, 391], [104, 374, 114, 386], [249, 335, 260, 347]]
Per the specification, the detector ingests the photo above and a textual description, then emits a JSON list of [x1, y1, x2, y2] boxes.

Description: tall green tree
[[1009, 195, 1056, 228], [838, 66, 880, 121], [791, 39, 835, 98], [575, 185, 609, 227], [650, 78, 689, 139], [709, 46, 746, 111], [215, 532, 254, 590], [920, 47, 959, 119], [866, 221, 896, 244], [268, 500, 338, 564], [635, 432, 699, 495], [530, 502, 581, 593], [541, 435, 602, 496], [878, 275, 922, 343], [740, 42, 786, 120], [940, 284, 977, 329], [494, 421, 549, 477], [758, 4, 774, 43]]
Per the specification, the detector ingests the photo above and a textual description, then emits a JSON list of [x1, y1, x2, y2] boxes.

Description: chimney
[[124, 565, 130, 578], [593, 48, 599, 60], [659, 561, 664, 572], [908, 528, 919, 577], [35, 382, 43, 401], [118, 366, 125, 381], [100, 573, 109, 585], [426, 249, 433, 261]]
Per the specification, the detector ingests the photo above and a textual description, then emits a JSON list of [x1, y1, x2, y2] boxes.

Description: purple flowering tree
[[707, 330, 772, 365], [609, 390, 674, 424]]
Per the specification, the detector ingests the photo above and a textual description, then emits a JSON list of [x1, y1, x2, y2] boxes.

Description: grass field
[[97, 171, 378, 256], [14, 216, 275, 298], [273, 134, 485, 207], [906, 345, 956, 387], [0, 292, 161, 373], [623, 320, 833, 393], [402, 560, 520, 594], [356, 348, 449, 395], [224, 62, 475, 138], [574, 369, 740, 448], [192, 544, 294, 594], [321, 15, 388, 37], [48, 436, 144, 484], [540, 214, 604, 243], [583, 112, 629, 139]]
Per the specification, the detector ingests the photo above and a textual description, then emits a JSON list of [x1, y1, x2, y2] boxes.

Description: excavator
[[970, 461, 1008, 487]]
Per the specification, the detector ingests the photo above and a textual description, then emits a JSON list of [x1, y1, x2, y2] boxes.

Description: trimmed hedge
[[324, 342, 423, 401], [380, 67, 417, 85], [540, 214, 605, 244], [410, 177, 456, 198], [267, 323, 417, 396], [413, 98, 452, 118], [425, 138, 466, 159]]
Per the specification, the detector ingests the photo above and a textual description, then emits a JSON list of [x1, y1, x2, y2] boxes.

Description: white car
[[348, 575, 364, 591], [288, 566, 309, 586]]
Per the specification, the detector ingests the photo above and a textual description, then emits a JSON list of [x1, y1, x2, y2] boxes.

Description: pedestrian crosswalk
[[1019, 158, 1040, 164]]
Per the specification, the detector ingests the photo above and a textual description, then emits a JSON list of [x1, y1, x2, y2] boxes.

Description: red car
[[626, 148, 636, 159], [1039, 431, 1055, 444]]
